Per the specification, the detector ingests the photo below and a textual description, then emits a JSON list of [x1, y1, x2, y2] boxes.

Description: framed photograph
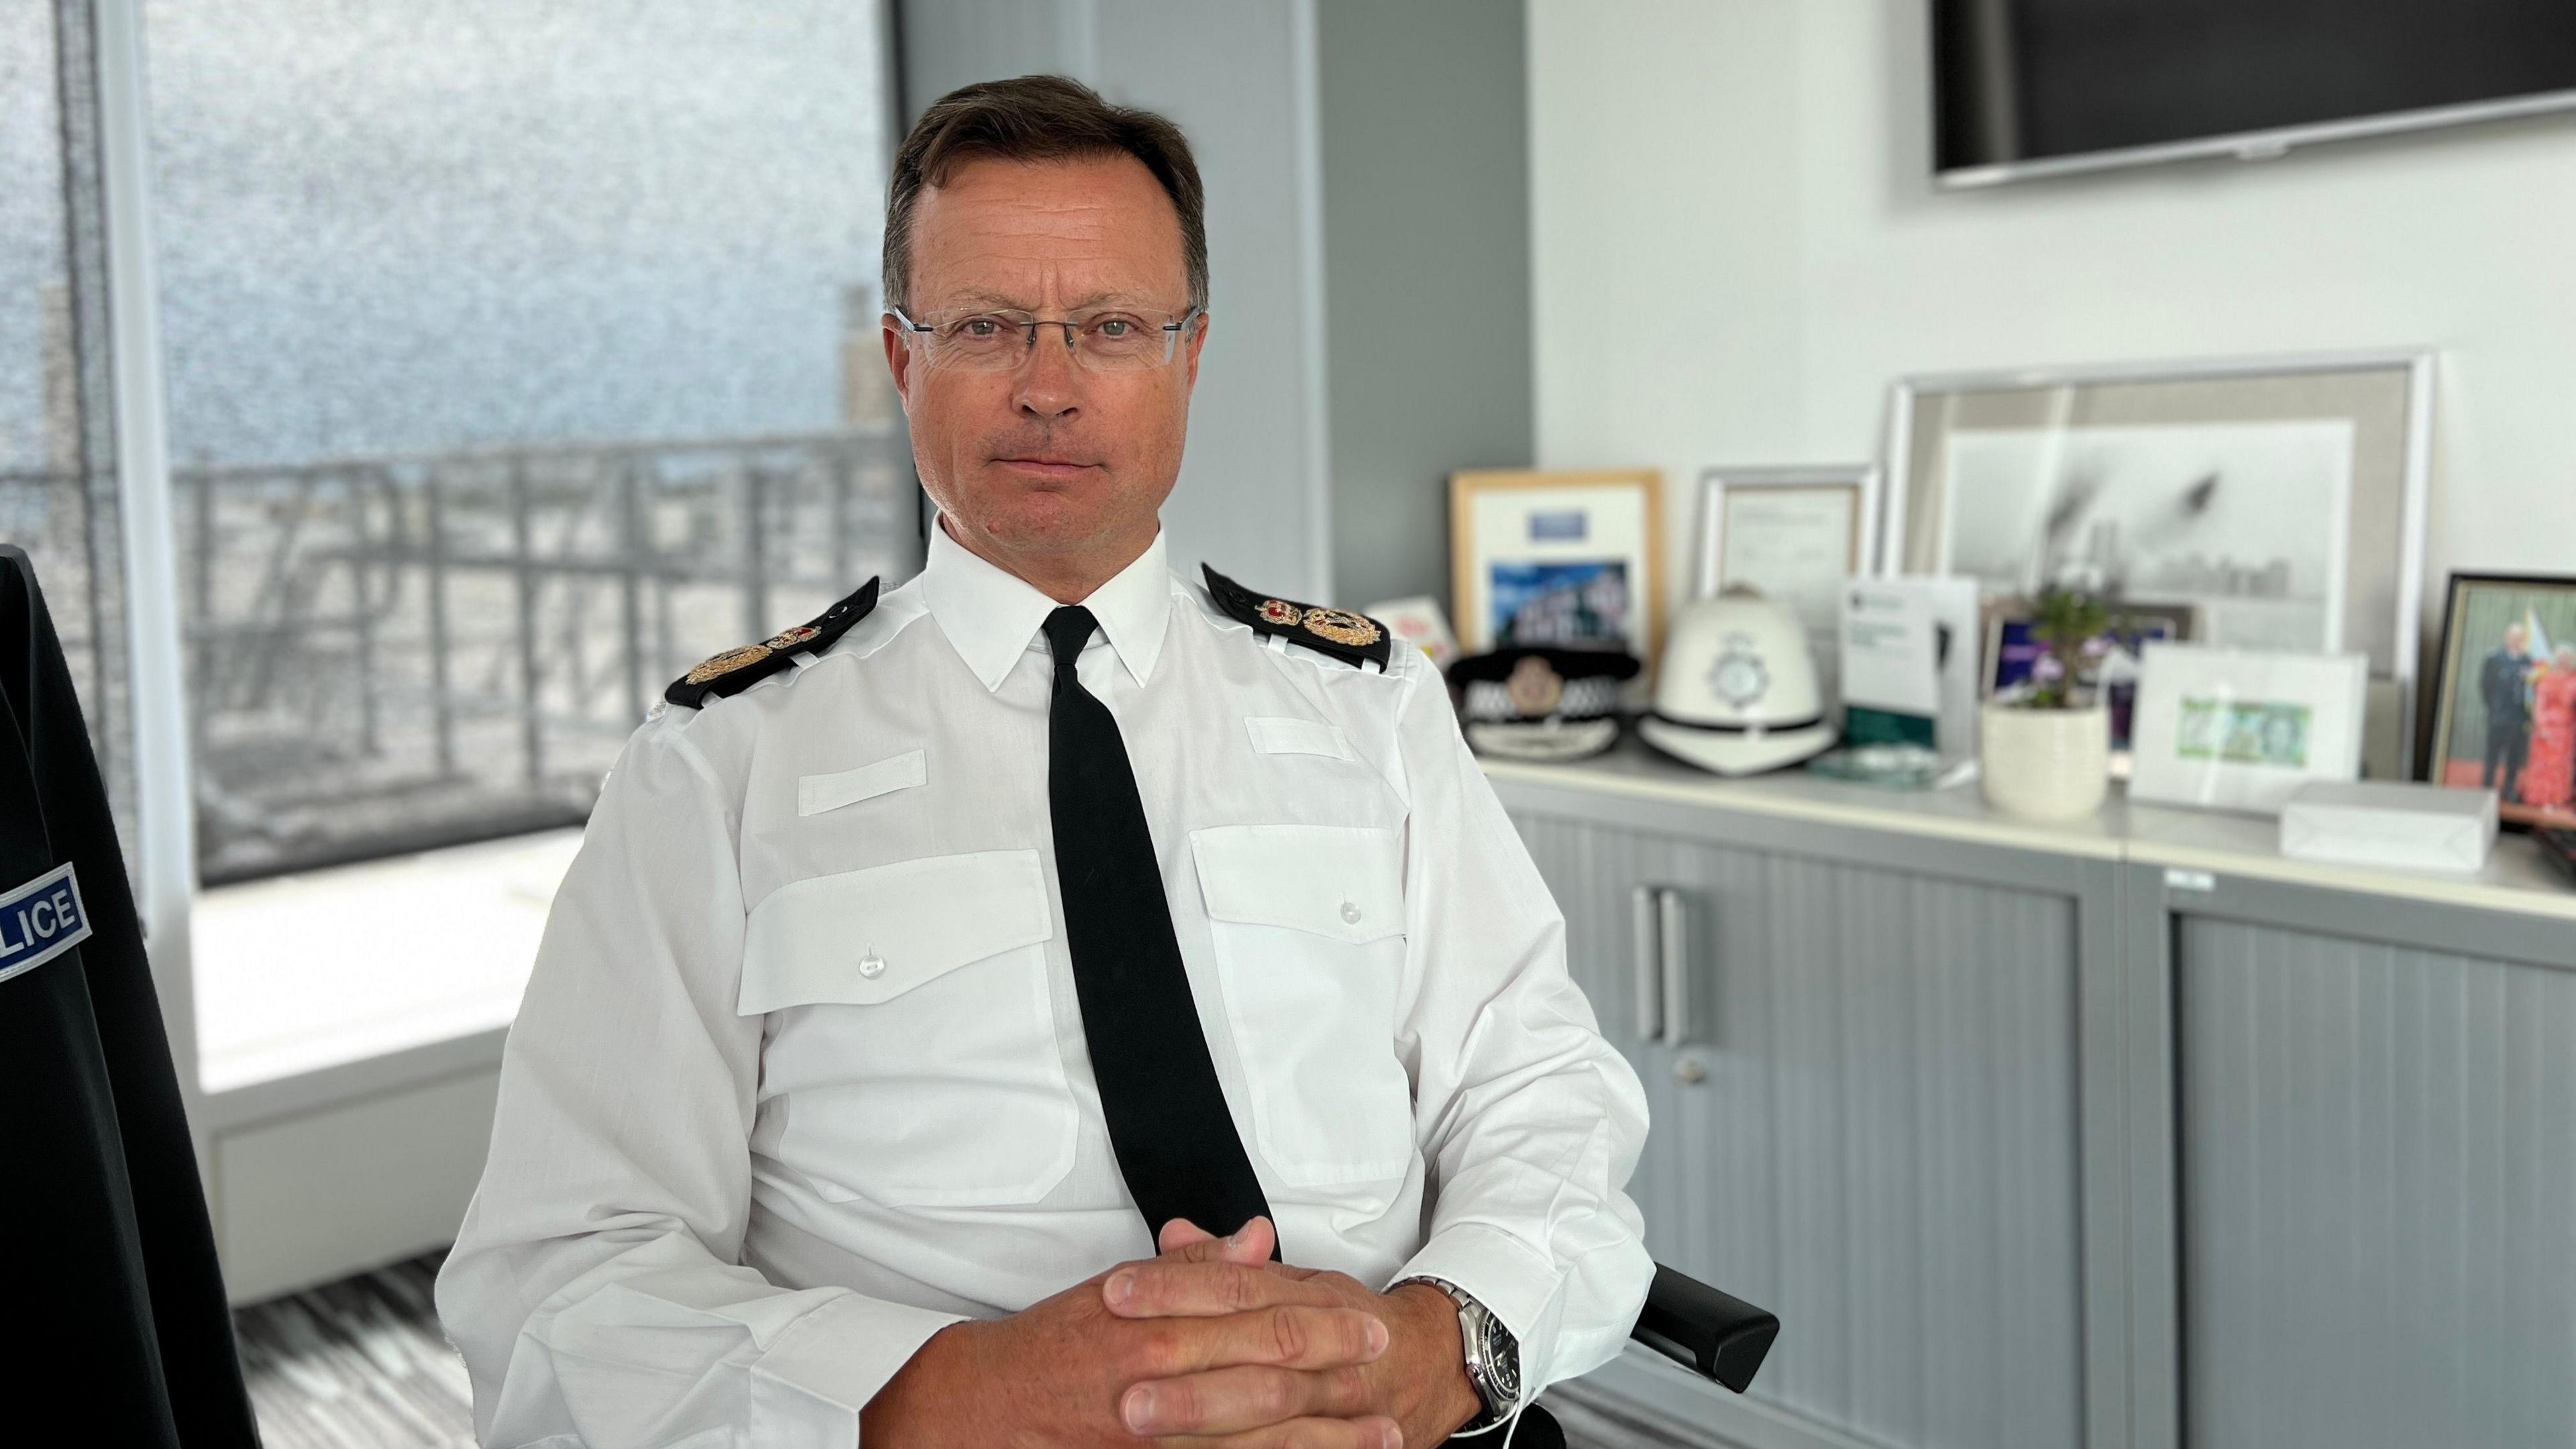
[[1450, 468, 1663, 662], [1985, 600, 2199, 767], [2130, 643, 2370, 815], [2425, 572, 2576, 831], [1881, 350, 2433, 765], [1983, 601, 2198, 695]]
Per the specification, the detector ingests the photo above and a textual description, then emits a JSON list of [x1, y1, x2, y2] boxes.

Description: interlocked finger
[[1124, 1303, 1390, 1379], [1161, 1412, 1405, 1449], [1120, 1362, 1376, 1437], [1107, 1258, 1342, 1318]]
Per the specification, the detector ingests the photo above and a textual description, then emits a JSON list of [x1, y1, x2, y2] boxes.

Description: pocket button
[[856, 950, 887, 979], [1340, 900, 1362, 925]]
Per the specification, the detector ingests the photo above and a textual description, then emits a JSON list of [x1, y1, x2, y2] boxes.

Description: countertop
[[1482, 743, 2576, 927]]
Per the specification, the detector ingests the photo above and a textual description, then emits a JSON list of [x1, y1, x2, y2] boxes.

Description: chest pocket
[[739, 849, 1076, 1208], [1191, 824, 1413, 1190]]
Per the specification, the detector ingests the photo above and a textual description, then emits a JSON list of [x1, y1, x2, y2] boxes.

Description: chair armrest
[[1628, 1263, 1778, 1393]]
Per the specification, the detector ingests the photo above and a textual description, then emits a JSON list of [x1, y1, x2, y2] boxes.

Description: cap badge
[[1711, 632, 1770, 709], [1504, 655, 1566, 716], [1258, 598, 1304, 627], [764, 622, 822, 651], [1301, 606, 1383, 648]]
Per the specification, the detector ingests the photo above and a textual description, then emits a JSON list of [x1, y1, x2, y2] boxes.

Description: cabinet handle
[[1630, 885, 1662, 1044], [1658, 887, 1690, 1049]]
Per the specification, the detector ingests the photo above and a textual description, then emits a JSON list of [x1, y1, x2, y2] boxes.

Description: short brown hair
[[883, 74, 1207, 315]]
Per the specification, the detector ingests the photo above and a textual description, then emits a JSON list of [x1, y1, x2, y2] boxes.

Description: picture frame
[[2129, 643, 2370, 815], [1981, 600, 2199, 696], [1450, 468, 1663, 663], [2424, 572, 2576, 831], [1986, 600, 2200, 769], [1880, 349, 2433, 767], [1690, 464, 1878, 605]]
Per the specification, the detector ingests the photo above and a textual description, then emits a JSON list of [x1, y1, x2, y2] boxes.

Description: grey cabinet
[[1495, 755, 2576, 1449], [2172, 913, 2576, 1449], [1510, 805, 2094, 1449]]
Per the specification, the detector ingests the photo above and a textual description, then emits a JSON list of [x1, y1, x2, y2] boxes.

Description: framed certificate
[[1692, 466, 1877, 633], [1693, 466, 1876, 710]]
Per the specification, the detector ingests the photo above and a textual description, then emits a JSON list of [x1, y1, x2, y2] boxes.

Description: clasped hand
[[858, 1216, 1479, 1448]]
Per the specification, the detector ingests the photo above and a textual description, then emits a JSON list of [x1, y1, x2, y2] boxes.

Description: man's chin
[[957, 504, 1126, 558]]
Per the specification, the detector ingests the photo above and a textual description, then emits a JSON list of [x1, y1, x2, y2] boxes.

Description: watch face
[[1479, 1311, 1521, 1399]]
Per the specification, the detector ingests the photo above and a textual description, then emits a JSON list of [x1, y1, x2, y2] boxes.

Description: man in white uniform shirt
[[436, 74, 1652, 1448]]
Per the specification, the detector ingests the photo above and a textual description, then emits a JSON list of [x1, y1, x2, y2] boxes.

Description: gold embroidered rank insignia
[[1301, 607, 1383, 648], [661, 578, 883, 708], [684, 642, 773, 685], [1199, 565, 1395, 672]]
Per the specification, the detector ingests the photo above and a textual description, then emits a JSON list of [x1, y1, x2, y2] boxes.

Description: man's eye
[[1093, 318, 1134, 338], [958, 318, 1004, 339]]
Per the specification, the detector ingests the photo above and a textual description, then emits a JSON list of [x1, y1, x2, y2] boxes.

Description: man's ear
[[883, 317, 916, 411], [1181, 311, 1210, 390]]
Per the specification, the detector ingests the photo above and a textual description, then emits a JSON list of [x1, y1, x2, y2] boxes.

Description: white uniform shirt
[[435, 524, 1653, 1448]]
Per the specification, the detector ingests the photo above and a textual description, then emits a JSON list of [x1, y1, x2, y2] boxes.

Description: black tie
[[1042, 606, 1277, 1254]]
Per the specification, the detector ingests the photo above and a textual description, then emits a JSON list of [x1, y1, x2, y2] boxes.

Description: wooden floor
[[231, 1250, 1695, 1448]]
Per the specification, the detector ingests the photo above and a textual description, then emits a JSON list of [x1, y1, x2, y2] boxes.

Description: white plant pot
[[1979, 702, 2110, 821]]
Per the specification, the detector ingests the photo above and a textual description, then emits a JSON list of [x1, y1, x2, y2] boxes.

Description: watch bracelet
[[1393, 1275, 1520, 1430]]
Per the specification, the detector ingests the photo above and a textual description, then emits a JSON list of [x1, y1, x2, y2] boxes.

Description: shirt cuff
[[748, 1290, 969, 1448], [1389, 1221, 1568, 1402]]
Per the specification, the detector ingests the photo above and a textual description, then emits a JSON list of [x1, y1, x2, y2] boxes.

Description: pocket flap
[[740, 849, 1053, 1014], [1189, 824, 1405, 944], [797, 749, 926, 816], [1245, 716, 1352, 760]]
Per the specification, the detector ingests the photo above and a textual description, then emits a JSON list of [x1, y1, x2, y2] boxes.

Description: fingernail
[[1366, 1318, 1389, 1355], [1381, 1424, 1403, 1449], [1105, 1270, 1134, 1307], [1122, 1386, 1157, 1432], [1228, 1220, 1249, 1245]]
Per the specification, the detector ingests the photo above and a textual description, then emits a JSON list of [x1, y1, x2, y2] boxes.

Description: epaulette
[[663, 578, 881, 708], [1201, 564, 1393, 672]]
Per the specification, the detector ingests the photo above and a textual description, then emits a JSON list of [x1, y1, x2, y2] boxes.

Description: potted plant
[[1980, 588, 2112, 820]]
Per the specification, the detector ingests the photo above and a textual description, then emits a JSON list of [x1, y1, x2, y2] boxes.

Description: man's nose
[[1012, 325, 1084, 419]]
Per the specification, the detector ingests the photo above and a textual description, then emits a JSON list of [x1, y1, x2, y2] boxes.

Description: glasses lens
[[916, 309, 1189, 372], [930, 313, 1029, 370], [1072, 313, 1164, 371]]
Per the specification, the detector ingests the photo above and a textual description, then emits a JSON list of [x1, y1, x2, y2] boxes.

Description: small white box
[[2279, 780, 2498, 873]]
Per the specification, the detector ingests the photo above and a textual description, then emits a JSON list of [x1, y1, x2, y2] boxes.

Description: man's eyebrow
[[935, 288, 1150, 311]]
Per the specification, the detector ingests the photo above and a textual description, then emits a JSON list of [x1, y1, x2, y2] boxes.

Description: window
[[142, 0, 915, 884], [9, 1, 912, 1094], [2, 0, 141, 876]]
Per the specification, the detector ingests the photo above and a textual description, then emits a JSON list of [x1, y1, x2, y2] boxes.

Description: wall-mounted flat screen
[[1933, 0, 2576, 186]]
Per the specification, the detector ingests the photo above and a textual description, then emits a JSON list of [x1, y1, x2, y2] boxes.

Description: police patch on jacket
[[663, 577, 881, 709], [1201, 565, 1393, 671], [0, 861, 91, 985]]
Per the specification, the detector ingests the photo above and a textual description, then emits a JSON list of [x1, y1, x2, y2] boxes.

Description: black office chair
[[1486, 1267, 1771, 1448], [1632, 1263, 1777, 1393]]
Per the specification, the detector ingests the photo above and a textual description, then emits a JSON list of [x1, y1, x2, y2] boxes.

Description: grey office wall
[[894, 0, 1332, 600], [1316, 0, 1534, 610], [893, 0, 1536, 610]]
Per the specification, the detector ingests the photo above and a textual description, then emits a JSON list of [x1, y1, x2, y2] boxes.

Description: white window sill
[[191, 828, 584, 1095]]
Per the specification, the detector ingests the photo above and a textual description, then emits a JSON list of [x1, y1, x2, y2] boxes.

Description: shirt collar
[[921, 519, 1173, 692]]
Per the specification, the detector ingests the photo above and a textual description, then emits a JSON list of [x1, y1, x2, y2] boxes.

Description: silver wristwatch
[[1398, 1275, 1521, 1432]]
